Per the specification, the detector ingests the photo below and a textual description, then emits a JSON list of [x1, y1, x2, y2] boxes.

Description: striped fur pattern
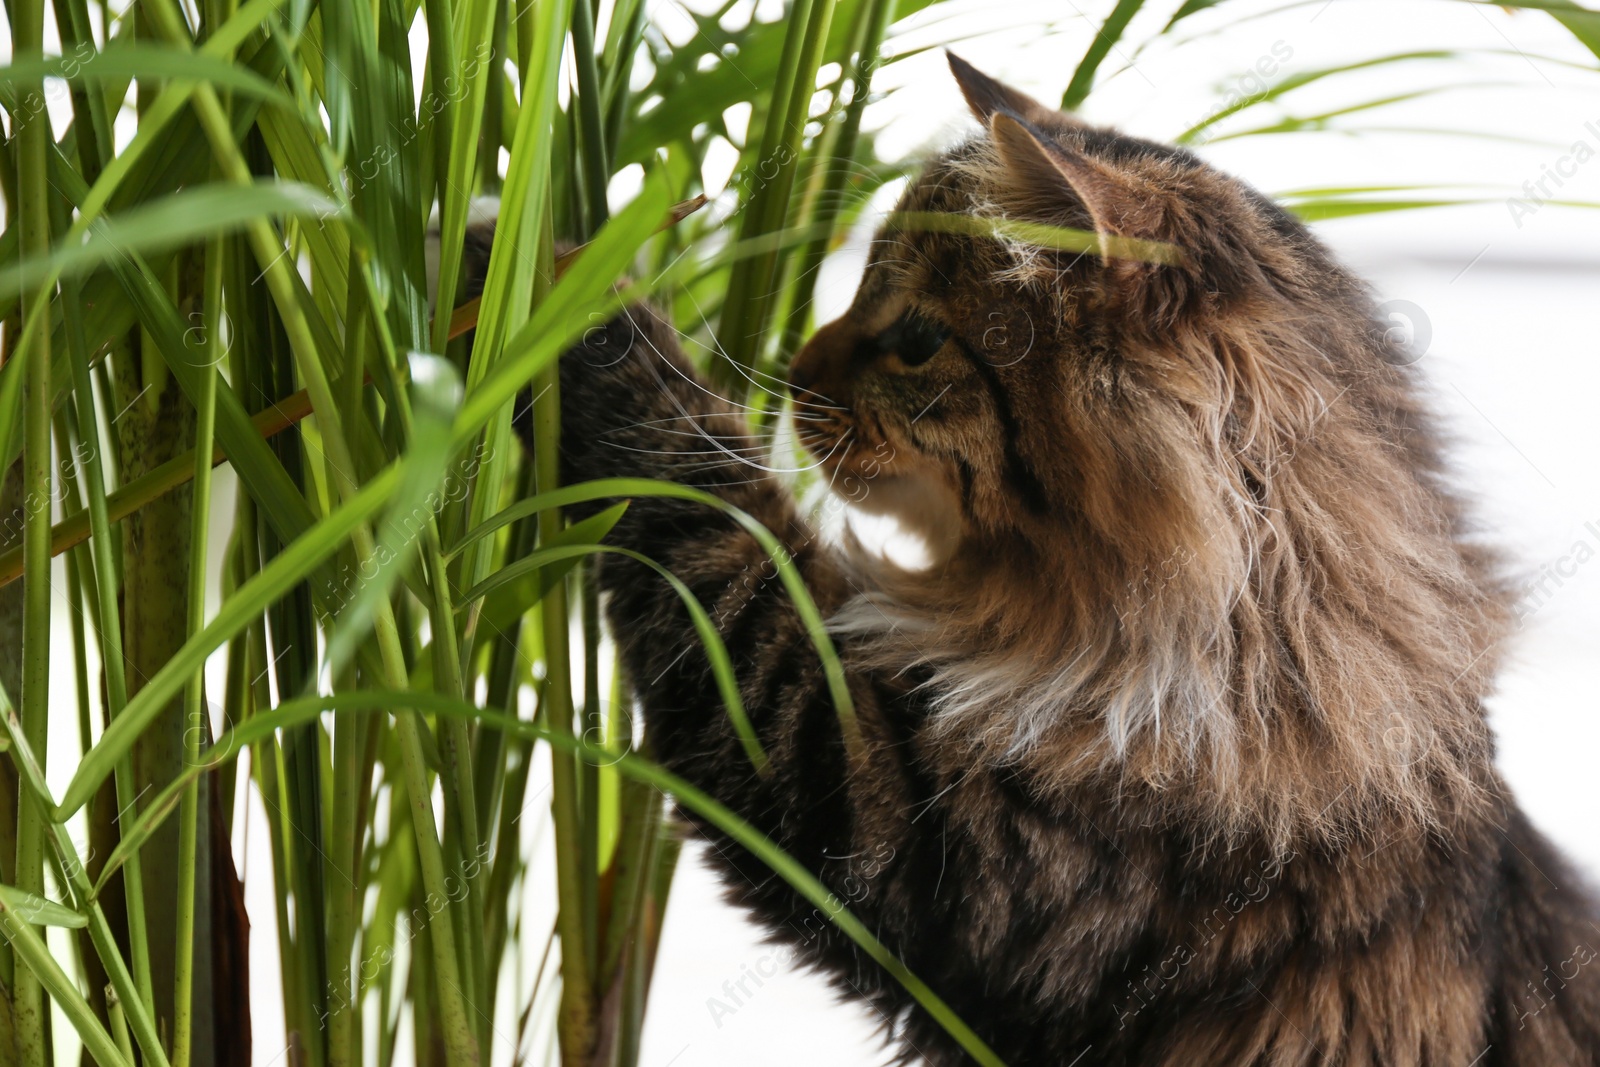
[[506, 55, 1600, 1067]]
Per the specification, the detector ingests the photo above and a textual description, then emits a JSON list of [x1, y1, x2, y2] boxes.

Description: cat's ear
[[946, 51, 1050, 126], [989, 111, 1148, 260]]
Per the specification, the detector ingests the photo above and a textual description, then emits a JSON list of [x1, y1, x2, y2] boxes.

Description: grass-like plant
[[0, 1, 1595, 1065]]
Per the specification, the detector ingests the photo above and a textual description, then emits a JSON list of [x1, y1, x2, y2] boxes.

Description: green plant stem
[[53, 415, 95, 754], [578, 564, 602, 972], [325, 663, 362, 1067], [471, 461, 539, 829], [171, 240, 222, 1067], [483, 726, 533, 983], [418, 525, 489, 1049], [531, 235, 598, 1066], [617, 824, 674, 1067], [253, 736, 304, 1063], [108, 986, 135, 1064], [599, 0, 645, 144], [542, 565, 594, 1051], [571, 0, 611, 236], [601, 773, 664, 1066], [323, 369, 366, 1067], [427, 0, 498, 354], [13, 0, 53, 1061], [323, 239, 369, 1067]]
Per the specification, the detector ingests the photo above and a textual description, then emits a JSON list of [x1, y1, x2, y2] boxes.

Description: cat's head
[[792, 56, 1508, 816], [789, 53, 1357, 581]]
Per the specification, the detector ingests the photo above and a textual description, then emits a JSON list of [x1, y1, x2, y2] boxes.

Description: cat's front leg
[[539, 306, 914, 949]]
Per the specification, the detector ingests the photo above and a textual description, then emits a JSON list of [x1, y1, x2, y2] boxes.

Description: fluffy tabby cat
[[496, 55, 1600, 1066]]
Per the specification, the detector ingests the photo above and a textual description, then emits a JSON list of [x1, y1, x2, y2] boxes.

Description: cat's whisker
[[600, 442, 771, 459], [820, 432, 858, 497], [644, 428, 788, 447], [654, 339, 801, 421], [633, 322, 782, 420], [650, 287, 854, 417], [662, 289, 807, 413], [614, 364, 852, 477], [623, 411, 838, 439], [639, 407, 836, 429]]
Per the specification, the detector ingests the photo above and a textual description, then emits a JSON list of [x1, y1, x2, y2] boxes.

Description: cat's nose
[[789, 316, 851, 401], [788, 349, 820, 396]]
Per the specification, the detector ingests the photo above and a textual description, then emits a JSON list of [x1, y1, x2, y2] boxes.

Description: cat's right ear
[[988, 112, 1137, 246], [946, 52, 1050, 127]]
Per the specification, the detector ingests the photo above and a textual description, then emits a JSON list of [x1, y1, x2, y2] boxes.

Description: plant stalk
[[13, 0, 55, 1060], [172, 238, 222, 1067]]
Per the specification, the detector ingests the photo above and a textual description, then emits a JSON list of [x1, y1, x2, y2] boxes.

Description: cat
[[507, 53, 1600, 1067]]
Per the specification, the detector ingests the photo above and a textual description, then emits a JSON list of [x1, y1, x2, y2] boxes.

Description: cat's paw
[[519, 304, 704, 488]]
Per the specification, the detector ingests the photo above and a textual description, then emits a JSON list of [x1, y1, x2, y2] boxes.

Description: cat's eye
[[876, 308, 950, 368]]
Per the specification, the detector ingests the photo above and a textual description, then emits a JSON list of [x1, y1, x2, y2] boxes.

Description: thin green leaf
[[466, 501, 629, 635], [0, 42, 291, 105], [1195, 83, 1518, 143], [1284, 196, 1479, 220], [425, 0, 505, 355], [0, 180, 346, 301], [1176, 50, 1458, 143], [0, 682, 56, 829], [1474, 0, 1600, 63], [886, 210, 1185, 265], [1161, 0, 1225, 32], [1062, 0, 1147, 110], [0, 885, 87, 929]]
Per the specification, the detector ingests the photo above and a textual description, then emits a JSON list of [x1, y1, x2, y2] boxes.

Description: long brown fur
[[508, 53, 1600, 1066]]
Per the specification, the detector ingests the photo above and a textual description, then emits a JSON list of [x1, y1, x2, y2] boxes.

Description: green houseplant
[[0, 0, 1597, 1064]]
